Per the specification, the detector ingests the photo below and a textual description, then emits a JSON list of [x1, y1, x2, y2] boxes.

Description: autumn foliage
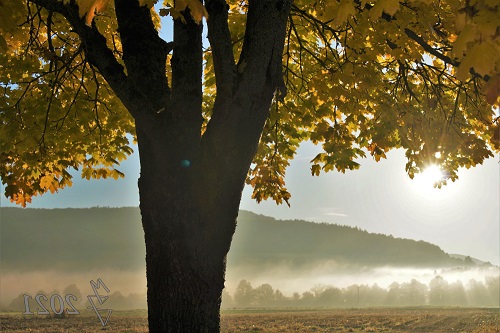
[[1, 0, 499, 206]]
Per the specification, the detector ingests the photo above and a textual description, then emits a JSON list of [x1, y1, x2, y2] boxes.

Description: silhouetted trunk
[[138, 152, 234, 331], [135, 89, 277, 331]]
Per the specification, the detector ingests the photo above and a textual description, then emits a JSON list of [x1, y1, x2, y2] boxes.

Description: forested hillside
[[1, 207, 475, 272], [231, 211, 464, 267], [1, 207, 145, 272]]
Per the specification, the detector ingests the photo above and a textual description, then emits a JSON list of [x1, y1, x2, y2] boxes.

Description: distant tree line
[[5, 275, 498, 311], [6, 284, 147, 312], [222, 276, 500, 308]]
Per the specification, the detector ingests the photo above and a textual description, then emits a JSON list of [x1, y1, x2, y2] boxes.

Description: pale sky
[[1, 142, 499, 265]]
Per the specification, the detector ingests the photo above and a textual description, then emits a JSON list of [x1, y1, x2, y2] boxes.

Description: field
[[1, 308, 498, 332]]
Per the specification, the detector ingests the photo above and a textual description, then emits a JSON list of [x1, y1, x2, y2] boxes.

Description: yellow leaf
[[82, 167, 93, 180], [455, 12, 466, 32], [186, 0, 208, 23], [484, 74, 500, 105], [174, 0, 208, 24], [138, 0, 158, 8], [12, 193, 32, 207], [320, 2, 337, 22], [336, 0, 356, 24], [175, 0, 188, 12], [76, 0, 110, 26], [160, 7, 186, 22], [39, 175, 54, 190], [370, 0, 400, 20], [457, 42, 498, 80], [311, 164, 321, 176], [452, 25, 477, 57]]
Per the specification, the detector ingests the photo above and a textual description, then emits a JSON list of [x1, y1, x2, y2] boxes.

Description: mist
[[0, 269, 146, 310], [1, 207, 498, 311], [2, 265, 498, 310], [223, 274, 499, 308], [224, 262, 500, 296]]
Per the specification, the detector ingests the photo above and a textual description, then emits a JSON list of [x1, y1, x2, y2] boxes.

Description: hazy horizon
[[3, 267, 499, 310], [1, 207, 498, 309]]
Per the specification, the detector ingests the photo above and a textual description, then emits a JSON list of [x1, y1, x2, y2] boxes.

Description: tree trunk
[[135, 111, 251, 332]]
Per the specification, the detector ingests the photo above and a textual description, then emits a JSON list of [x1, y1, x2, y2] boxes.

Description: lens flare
[[420, 165, 444, 186]]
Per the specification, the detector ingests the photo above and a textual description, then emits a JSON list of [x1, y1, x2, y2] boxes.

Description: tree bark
[[137, 127, 229, 331]]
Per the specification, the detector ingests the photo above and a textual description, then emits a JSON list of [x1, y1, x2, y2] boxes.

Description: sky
[[1, 142, 499, 265]]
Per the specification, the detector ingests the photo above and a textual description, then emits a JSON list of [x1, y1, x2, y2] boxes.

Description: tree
[[62, 284, 83, 308], [448, 280, 467, 305], [485, 276, 500, 307], [429, 275, 449, 305], [316, 286, 342, 307], [301, 291, 316, 307], [233, 279, 255, 307], [220, 289, 234, 308], [1, 0, 499, 331], [467, 278, 490, 306], [386, 281, 402, 306], [406, 279, 427, 306], [254, 283, 275, 307], [9, 293, 30, 312]]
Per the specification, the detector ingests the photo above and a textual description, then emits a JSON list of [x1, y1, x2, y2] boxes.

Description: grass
[[1, 307, 498, 332]]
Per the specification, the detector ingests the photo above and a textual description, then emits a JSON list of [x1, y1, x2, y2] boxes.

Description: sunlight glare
[[420, 165, 444, 186], [411, 164, 446, 195]]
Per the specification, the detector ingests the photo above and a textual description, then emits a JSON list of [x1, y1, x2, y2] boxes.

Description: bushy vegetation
[[223, 276, 500, 309], [7, 285, 147, 312]]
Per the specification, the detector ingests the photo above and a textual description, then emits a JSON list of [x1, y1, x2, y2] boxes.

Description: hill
[[231, 211, 463, 268], [0, 207, 145, 272], [0, 207, 469, 273]]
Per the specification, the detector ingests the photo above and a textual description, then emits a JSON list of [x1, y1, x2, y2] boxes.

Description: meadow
[[1, 308, 498, 332]]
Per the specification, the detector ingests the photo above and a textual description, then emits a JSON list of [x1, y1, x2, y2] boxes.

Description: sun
[[420, 165, 445, 186], [407, 164, 449, 198], [412, 165, 445, 193]]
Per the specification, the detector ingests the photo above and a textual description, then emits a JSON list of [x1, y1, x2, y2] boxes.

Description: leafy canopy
[[1, 0, 499, 206]]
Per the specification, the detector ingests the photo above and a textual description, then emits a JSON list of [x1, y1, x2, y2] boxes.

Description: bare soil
[[220, 308, 499, 332], [0, 307, 498, 332]]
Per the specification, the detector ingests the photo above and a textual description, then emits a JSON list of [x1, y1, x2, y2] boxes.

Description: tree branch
[[114, 0, 172, 114], [169, 6, 203, 124], [403, 28, 459, 68], [28, 0, 150, 119], [234, 0, 291, 105], [200, 0, 292, 191], [358, 1, 462, 69], [205, 0, 237, 115]]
